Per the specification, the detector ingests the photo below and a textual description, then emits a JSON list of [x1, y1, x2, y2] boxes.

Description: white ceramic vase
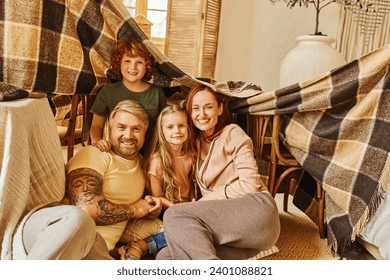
[[279, 35, 347, 88]]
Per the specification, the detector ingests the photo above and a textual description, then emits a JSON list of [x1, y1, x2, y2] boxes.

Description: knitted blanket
[[230, 44, 390, 255], [0, 98, 65, 260]]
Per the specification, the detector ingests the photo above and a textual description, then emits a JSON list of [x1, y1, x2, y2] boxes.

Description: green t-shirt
[[91, 82, 167, 150]]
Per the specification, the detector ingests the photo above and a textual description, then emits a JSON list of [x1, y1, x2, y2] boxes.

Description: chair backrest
[[247, 114, 288, 163], [246, 114, 271, 160], [58, 94, 96, 161], [247, 113, 301, 193], [247, 113, 326, 238], [267, 114, 301, 166]]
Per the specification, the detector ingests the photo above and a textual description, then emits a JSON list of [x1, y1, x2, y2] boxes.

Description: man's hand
[[129, 199, 155, 219], [144, 195, 163, 218]]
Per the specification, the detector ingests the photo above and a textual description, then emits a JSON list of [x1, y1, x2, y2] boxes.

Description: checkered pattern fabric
[[0, 0, 259, 102], [230, 44, 390, 255], [0, 0, 200, 99], [1, 0, 389, 257]]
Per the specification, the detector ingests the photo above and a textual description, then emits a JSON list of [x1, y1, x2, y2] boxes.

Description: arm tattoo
[[67, 168, 134, 225]]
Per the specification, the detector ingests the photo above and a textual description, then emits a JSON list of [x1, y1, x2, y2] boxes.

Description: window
[[122, 0, 168, 53], [122, 0, 136, 16], [122, 0, 220, 78], [166, 0, 221, 78], [147, 0, 168, 39]]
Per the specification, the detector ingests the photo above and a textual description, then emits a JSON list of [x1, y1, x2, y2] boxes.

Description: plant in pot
[[270, 0, 374, 35], [270, 0, 375, 87]]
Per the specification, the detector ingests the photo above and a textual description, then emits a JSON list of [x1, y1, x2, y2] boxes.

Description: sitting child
[[118, 104, 196, 260]]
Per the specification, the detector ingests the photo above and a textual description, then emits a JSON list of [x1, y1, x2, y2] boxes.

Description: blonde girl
[[143, 103, 196, 209], [119, 104, 195, 260]]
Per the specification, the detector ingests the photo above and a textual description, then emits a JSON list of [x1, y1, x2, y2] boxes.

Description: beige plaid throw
[[230, 44, 390, 255], [1, 0, 389, 257]]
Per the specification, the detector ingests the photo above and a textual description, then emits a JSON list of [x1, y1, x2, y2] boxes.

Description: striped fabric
[[230, 44, 390, 255]]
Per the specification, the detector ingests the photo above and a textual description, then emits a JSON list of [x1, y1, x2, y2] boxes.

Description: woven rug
[[263, 194, 338, 260]]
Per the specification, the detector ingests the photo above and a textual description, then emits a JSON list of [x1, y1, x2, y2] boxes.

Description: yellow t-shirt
[[66, 146, 145, 250]]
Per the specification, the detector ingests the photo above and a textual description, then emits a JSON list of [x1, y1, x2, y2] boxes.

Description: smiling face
[[161, 111, 189, 149], [109, 111, 146, 160], [191, 89, 223, 137], [120, 53, 147, 86]]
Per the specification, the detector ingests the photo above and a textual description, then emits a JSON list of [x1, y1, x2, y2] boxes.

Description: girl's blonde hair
[[143, 104, 194, 203]]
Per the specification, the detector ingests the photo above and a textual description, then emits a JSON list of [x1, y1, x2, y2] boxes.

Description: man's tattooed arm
[[66, 168, 149, 225]]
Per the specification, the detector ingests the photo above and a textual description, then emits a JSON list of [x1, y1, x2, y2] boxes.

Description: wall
[[214, 0, 340, 92]]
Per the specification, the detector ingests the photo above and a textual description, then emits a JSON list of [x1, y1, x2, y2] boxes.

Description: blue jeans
[[145, 232, 167, 255]]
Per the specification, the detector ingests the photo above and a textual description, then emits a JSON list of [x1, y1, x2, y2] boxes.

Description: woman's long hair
[[143, 104, 195, 203], [185, 85, 232, 153]]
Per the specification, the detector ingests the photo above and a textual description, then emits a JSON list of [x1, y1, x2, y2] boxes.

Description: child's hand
[[92, 139, 111, 152], [144, 195, 163, 218]]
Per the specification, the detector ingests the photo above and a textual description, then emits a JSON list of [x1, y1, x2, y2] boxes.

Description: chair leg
[[82, 94, 96, 145], [317, 185, 326, 239], [267, 161, 277, 197], [272, 166, 302, 198], [280, 168, 302, 212], [283, 184, 289, 212]]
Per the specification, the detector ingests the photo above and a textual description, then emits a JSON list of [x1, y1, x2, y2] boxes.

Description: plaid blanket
[[0, 0, 261, 101], [0, 0, 262, 127], [1, 0, 388, 257], [230, 44, 390, 255], [0, 0, 196, 99]]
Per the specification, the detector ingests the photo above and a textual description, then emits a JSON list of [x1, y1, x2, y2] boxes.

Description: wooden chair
[[57, 94, 95, 161], [247, 113, 326, 238]]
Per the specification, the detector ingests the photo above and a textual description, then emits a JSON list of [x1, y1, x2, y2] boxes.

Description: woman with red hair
[[156, 85, 280, 260]]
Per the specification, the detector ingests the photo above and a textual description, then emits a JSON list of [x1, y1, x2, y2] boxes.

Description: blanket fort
[[0, 0, 261, 100], [230, 44, 390, 255], [1, 0, 389, 257], [0, 0, 261, 260]]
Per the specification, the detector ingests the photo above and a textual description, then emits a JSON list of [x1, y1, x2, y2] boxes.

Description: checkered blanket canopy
[[232, 44, 390, 255], [0, 0, 261, 101], [1, 0, 389, 256]]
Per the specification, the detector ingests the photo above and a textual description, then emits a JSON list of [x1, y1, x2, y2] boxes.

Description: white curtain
[[336, 0, 390, 62]]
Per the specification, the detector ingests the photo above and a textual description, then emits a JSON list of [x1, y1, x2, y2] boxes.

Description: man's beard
[[111, 138, 140, 159]]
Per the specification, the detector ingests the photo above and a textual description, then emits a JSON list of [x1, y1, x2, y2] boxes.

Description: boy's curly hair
[[110, 37, 156, 81]]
